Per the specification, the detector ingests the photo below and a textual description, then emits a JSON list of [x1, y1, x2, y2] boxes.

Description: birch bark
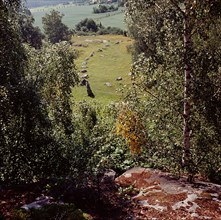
[[183, 0, 192, 172]]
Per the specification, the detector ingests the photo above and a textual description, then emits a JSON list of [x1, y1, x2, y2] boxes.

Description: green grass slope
[[30, 4, 126, 30], [71, 35, 133, 104]]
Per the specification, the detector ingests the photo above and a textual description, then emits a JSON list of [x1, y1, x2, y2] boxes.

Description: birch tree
[[125, 0, 221, 180]]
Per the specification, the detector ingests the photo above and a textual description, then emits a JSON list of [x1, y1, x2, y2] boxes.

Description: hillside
[[71, 34, 133, 104], [30, 4, 126, 30], [26, 0, 84, 8]]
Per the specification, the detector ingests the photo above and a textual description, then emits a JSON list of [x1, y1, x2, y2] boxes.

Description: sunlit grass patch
[[71, 35, 133, 105]]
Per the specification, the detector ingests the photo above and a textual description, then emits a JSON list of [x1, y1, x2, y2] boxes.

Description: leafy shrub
[[75, 18, 124, 36], [98, 26, 124, 35], [60, 102, 138, 182], [12, 204, 88, 220], [76, 18, 98, 32], [116, 104, 146, 154], [0, 41, 79, 184], [125, 0, 221, 182], [42, 10, 70, 43], [93, 4, 118, 14], [19, 13, 44, 49]]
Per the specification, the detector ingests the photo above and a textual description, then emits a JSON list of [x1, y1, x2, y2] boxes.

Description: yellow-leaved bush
[[116, 105, 146, 154]]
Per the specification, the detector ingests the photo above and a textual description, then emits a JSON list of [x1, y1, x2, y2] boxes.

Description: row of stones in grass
[[78, 40, 124, 86]]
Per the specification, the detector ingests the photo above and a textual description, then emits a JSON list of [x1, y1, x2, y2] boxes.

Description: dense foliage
[[18, 10, 43, 48], [125, 0, 221, 181], [76, 18, 99, 32], [97, 26, 124, 35], [12, 204, 88, 220], [93, 4, 118, 14], [116, 104, 146, 154], [0, 0, 127, 184], [0, 0, 129, 184], [75, 18, 124, 35], [0, 0, 41, 183], [0, 0, 80, 183], [42, 10, 70, 43]]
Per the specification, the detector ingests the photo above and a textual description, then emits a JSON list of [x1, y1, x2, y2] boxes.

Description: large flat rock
[[115, 167, 221, 219]]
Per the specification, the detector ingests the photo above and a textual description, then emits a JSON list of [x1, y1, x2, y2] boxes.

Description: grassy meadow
[[71, 35, 133, 104], [30, 4, 126, 30], [29, 2, 130, 105], [26, 0, 76, 8]]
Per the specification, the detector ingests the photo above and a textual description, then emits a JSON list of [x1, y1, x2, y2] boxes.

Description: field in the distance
[[26, 0, 77, 8], [30, 4, 126, 30], [71, 35, 133, 104]]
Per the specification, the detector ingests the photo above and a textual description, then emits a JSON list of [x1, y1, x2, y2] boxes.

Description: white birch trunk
[[182, 1, 192, 173]]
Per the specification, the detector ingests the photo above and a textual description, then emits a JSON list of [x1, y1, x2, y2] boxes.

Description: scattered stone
[[81, 69, 87, 73], [116, 77, 123, 81], [21, 196, 55, 210], [97, 48, 103, 52], [115, 41, 120, 44], [105, 44, 110, 47], [81, 65, 87, 69], [103, 40, 109, 43], [82, 61, 87, 65], [101, 169, 116, 183], [89, 52, 94, 57], [81, 74, 88, 79], [85, 39, 102, 43], [85, 57, 90, 61], [73, 43, 88, 47], [84, 39, 93, 43], [128, 72, 132, 76], [73, 43, 83, 47], [104, 82, 112, 87]]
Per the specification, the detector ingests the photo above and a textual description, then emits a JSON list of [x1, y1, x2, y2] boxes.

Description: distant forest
[[25, 0, 86, 8]]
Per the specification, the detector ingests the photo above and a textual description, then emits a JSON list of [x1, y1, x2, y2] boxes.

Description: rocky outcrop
[[115, 167, 221, 219]]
